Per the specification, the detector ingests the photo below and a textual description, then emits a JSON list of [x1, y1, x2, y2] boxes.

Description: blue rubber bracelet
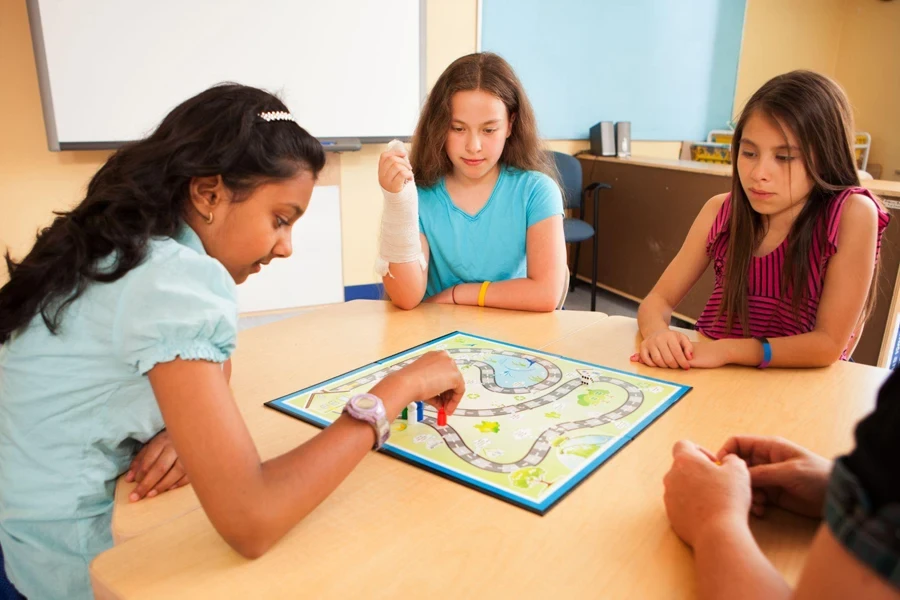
[[755, 336, 772, 369]]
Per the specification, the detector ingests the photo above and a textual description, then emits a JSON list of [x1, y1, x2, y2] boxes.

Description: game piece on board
[[416, 401, 424, 421], [437, 407, 447, 426]]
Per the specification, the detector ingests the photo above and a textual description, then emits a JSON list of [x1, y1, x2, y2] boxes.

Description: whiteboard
[[237, 185, 343, 313], [27, 0, 425, 149]]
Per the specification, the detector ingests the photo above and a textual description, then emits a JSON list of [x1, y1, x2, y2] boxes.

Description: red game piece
[[437, 407, 447, 426]]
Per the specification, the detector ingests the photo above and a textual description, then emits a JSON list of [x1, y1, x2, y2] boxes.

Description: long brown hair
[[410, 52, 555, 187], [717, 70, 880, 335], [0, 84, 325, 344]]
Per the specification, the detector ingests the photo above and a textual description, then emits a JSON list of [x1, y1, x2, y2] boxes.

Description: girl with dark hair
[[635, 71, 889, 370], [375, 52, 568, 312], [0, 84, 464, 599]]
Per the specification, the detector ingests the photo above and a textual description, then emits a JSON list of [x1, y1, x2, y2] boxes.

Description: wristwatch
[[342, 393, 390, 450]]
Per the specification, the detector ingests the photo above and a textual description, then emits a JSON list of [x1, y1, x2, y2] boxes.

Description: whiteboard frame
[[26, 0, 427, 151]]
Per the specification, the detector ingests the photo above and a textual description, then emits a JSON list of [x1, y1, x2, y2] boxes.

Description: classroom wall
[[0, 0, 684, 290], [0, 0, 479, 289], [0, 0, 113, 285], [2, 0, 896, 292], [733, 0, 899, 181], [338, 0, 478, 288], [833, 0, 900, 181], [733, 0, 846, 115]]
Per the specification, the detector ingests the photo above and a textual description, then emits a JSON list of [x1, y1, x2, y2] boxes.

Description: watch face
[[355, 396, 377, 410]]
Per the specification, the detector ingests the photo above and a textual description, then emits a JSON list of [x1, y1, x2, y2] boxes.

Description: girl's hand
[[632, 329, 694, 369], [372, 351, 465, 417], [125, 430, 189, 502], [718, 436, 832, 519], [378, 147, 414, 193], [663, 440, 752, 547]]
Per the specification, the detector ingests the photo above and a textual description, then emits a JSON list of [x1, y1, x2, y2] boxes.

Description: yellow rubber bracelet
[[478, 281, 490, 307]]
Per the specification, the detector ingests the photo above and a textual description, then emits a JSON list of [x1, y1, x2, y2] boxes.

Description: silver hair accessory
[[258, 111, 297, 123]]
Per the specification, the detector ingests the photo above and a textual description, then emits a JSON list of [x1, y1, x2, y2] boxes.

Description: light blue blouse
[[0, 224, 237, 600]]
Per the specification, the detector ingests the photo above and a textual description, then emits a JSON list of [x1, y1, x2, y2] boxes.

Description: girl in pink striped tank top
[[634, 71, 889, 370]]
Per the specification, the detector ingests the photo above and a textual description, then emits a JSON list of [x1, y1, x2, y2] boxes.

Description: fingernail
[[125, 471, 133, 481], [129, 492, 139, 502], [147, 490, 157, 498], [630, 353, 638, 361]]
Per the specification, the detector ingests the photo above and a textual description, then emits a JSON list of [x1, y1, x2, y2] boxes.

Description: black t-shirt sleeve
[[844, 367, 900, 509]]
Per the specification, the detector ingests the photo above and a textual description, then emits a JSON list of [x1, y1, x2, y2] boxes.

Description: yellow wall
[[733, 0, 846, 115], [733, 0, 899, 181], [833, 0, 900, 181], [0, 0, 113, 283]]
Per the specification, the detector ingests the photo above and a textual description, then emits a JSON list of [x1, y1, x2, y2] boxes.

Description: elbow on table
[[806, 337, 846, 368], [215, 509, 282, 560], [390, 295, 422, 311], [534, 293, 560, 313], [816, 346, 846, 368], [227, 535, 272, 560], [533, 280, 565, 312]]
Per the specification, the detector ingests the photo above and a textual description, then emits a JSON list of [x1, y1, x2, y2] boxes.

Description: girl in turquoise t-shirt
[[0, 85, 463, 600], [376, 52, 567, 312]]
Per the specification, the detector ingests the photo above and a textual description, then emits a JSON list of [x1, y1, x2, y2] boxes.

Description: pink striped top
[[695, 187, 890, 358]]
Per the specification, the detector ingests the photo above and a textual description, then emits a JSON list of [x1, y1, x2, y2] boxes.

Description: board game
[[266, 332, 691, 514]]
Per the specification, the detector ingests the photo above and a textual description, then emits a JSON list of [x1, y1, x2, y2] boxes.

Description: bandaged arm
[[376, 140, 428, 309]]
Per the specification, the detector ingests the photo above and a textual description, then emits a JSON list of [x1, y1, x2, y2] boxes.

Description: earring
[[205, 212, 214, 225]]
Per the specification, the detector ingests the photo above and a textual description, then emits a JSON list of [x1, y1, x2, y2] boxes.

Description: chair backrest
[[550, 151, 583, 211]]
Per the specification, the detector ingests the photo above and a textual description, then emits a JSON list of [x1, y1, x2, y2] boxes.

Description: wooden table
[[93, 309, 890, 599], [111, 300, 609, 543], [864, 178, 900, 200]]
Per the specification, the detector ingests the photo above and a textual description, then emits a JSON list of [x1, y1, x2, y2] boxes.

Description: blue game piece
[[416, 401, 424, 422]]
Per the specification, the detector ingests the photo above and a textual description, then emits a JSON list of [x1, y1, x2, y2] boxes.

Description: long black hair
[[0, 84, 325, 344]]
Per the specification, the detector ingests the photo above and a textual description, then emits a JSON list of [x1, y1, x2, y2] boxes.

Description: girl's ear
[[507, 112, 517, 138], [188, 175, 230, 216]]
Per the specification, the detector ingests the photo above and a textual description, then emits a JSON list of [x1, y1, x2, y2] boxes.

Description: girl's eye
[[776, 155, 794, 162], [276, 217, 289, 227], [451, 127, 465, 132], [484, 128, 497, 134], [740, 150, 757, 158]]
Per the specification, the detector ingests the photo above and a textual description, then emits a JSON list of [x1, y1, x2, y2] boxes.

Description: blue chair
[[551, 151, 610, 312]]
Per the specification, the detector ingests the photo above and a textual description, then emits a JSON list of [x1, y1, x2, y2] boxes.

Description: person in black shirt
[[662, 368, 900, 599]]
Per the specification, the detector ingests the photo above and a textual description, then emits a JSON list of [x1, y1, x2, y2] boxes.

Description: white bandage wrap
[[375, 140, 427, 278]]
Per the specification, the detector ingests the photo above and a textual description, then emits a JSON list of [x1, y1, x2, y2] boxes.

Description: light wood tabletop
[[92, 310, 890, 599], [110, 300, 608, 543], [577, 154, 899, 200], [864, 178, 900, 199], [579, 153, 732, 177]]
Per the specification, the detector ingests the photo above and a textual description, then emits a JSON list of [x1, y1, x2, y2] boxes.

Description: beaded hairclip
[[258, 111, 297, 123]]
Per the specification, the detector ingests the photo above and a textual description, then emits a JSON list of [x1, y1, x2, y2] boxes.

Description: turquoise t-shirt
[[418, 166, 564, 298], [0, 224, 237, 600]]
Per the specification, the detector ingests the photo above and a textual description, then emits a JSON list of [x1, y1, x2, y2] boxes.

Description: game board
[[266, 332, 691, 514]]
